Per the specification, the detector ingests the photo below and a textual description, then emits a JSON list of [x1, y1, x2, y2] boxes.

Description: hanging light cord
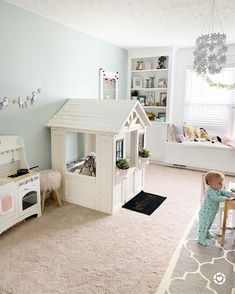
[[214, 0, 225, 33], [194, 0, 235, 89], [200, 0, 224, 35]]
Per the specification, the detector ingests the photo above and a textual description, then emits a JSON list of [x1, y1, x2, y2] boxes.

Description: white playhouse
[[46, 99, 151, 214]]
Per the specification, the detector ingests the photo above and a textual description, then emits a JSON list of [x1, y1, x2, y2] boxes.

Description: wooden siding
[[51, 129, 66, 199], [96, 134, 114, 213]]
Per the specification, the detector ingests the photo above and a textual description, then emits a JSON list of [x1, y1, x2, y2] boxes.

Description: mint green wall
[[0, 1, 127, 169]]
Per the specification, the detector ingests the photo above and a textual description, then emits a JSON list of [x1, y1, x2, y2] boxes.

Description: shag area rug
[[0, 165, 218, 294], [122, 190, 166, 215], [157, 215, 235, 294]]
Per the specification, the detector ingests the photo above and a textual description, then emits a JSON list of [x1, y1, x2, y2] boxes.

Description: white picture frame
[[145, 92, 155, 105], [160, 92, 167, 106], [133, 76, 142, 89]]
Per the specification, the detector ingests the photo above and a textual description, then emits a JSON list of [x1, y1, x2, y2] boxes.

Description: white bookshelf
[[128, 48, 174, 123], [127, 48, 174, 162]]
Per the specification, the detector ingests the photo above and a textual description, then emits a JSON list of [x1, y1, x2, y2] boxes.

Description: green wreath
[[200, 74, 235, 90]]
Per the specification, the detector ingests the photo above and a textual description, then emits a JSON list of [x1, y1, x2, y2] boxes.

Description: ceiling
[[4, 0, 235, 49]]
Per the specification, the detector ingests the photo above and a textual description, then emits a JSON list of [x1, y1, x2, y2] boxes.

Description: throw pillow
[[172, 124, 184, 143], [183, 124, 199, 141], [167, 124, 176, 142]]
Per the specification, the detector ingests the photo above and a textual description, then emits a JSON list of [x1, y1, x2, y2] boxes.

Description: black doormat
[[122, 190, 167, 215]]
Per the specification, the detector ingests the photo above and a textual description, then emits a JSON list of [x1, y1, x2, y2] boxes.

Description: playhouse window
[[138, 133, 145, 150], [116, 139, 124, 161], [66, 132, 85, 171], [65, 132, 96, 177]]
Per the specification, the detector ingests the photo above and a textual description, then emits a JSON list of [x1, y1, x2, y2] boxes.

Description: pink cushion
[[40, 169, 61, 192]]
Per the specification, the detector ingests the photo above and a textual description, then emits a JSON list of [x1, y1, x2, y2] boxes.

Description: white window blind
[[184, 68, 235, 136]]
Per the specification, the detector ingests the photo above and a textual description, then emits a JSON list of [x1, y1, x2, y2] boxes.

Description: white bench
[[164, 141, 235, 175]]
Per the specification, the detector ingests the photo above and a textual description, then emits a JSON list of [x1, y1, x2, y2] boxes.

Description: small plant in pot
[[116, 158, 130, 176], [139, 148, 150, 164]]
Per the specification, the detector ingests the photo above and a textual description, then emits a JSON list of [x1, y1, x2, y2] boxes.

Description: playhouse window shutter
[[184, 68, 235, 136]]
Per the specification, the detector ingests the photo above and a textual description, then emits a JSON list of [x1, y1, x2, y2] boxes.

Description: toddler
[[198, 171, 235, 246]]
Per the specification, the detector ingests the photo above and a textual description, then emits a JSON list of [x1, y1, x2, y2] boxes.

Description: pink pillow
[[221, 135, 235, 149]]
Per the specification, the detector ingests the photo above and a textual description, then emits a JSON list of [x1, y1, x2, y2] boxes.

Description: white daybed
[[164, 141, 235, 175]]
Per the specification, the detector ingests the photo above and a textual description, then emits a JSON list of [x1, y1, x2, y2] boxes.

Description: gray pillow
[[172, 124, 184, 143]]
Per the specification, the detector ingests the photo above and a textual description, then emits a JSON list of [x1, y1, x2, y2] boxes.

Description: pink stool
[[40, 169, 62, 212]]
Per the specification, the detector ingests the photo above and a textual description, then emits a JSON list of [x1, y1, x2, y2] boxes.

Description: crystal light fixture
[[193, 0, 228, 75]]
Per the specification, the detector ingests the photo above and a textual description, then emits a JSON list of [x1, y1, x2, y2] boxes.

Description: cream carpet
[[1, 165, 232, 294]]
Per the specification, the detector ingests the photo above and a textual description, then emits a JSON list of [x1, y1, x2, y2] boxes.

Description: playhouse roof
[[46, 99, 151, 134]]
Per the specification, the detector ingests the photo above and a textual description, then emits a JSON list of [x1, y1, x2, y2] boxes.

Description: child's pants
[[198, 210, 218, 243]]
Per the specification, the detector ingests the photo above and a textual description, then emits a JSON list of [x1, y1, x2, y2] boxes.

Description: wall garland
[[0, 88, 42, 110], [201, 75, 235, 90]]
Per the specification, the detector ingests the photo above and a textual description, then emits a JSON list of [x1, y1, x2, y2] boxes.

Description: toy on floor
[[198, 171, 235, 246]]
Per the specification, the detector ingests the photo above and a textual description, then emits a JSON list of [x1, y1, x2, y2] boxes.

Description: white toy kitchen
[[0, 135, 41, 235]]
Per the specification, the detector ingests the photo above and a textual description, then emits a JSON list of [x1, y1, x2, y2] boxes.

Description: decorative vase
[[145, 79, 150, 88], [118, 168, 129, 177], [140, 157, 150, 165], [136, 61, 143, 70], [150, 77, 155, 88]]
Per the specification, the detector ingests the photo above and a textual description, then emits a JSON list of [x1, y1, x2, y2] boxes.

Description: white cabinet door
[[146, 123, 168, 161], [0, 190, 17, 222]]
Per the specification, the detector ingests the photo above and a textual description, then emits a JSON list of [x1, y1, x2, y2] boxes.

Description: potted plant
[[139, 148, 150, 164], [116, 158, 130, 177], [131, 90, 139, 100]]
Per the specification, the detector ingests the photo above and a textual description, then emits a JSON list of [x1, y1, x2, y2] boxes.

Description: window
[[184, 68, 235, 136], [138, 133, 145, 150], [116, 139, 124, 161]]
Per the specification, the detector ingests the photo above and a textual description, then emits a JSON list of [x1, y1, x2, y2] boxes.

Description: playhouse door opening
[[126, 130, 140, 167]]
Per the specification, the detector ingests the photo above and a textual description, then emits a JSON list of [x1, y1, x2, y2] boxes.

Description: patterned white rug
[[156, 212, 235, 294]]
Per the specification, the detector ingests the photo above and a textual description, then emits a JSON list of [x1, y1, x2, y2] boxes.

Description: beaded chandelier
[[193, 0, 228, 76]]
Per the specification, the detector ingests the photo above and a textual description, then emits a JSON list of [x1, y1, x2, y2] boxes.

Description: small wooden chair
[[221, 200, 235, 246], [40, 169, 62, 212]]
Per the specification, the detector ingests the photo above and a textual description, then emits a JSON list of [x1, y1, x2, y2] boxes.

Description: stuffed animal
[[200, 128, 218, 143], [183, 125, 218, 142], [199, 128, 210, 141], [79, 153, 96, 176], [146, 111, 155, 121], [183, 124, 199, 141]]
